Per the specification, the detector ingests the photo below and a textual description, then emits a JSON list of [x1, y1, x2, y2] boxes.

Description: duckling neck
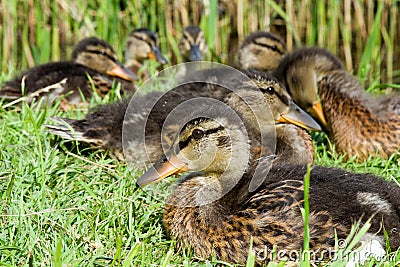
[[167, 170, 242, 207], [318, 69, 375, 122], [124, 59, 143, 74], [165, 167, 251, 221], [275, 124, 314, 165]]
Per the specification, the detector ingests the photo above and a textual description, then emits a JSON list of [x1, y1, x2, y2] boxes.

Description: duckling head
[[227, 69, 321, 133], [72, 37, 138, 81], [238, 31, 286, 72], [137, 113, 252, 196], [124, 28, 167, 65], [274, 47, 345, 127], [179, 26, 208, 61]]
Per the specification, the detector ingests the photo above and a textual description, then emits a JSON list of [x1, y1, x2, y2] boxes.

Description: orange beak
[[106, 64, 138, 82], [311, 101, 327, 127], [277, 100, 322, 131], [137, 153, 188, 187], [148, 46, 167, 64], [148, 51, 156, 61]]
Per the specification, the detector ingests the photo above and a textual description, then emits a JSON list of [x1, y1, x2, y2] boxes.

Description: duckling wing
[[45, 116, 115, 147], [0, 81, 23, 99], [45, 117, 82, 140]]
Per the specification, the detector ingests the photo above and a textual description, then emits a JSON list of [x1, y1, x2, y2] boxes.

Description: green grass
[[1, 1, 400, 265], [0, 95, 189, 266]]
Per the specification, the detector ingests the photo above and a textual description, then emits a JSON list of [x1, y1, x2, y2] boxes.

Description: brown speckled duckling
[[123, 28, 167, 80], [46, 70, 319, 165], [137, 113, 400, 265], [274, 47, 400, 161], [239, 31, 287, 72], [0, 37, 137, 107]]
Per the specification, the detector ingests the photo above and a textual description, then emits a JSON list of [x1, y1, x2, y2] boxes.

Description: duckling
[[0, 37, 137, 107], [173, 26, 208, 80], [137, 113, 400, 266], [274, 47, 400, 161], [238, 31, 287, 72], [46, 69, 319, 166], [123, 28, 167, 80], [179, 26, 208, 62]]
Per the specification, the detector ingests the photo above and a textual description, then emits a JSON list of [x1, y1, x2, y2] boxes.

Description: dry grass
[[0, 0, 399, 85]]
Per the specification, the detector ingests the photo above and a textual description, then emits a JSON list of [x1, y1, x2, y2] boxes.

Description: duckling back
[[318, 69, 400, 159]]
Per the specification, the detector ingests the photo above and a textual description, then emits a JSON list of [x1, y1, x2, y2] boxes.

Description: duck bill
[[189, 45, 203, 61], [278, 101, 322, 131], [137, 153, 188, 187], [107, 64, 138, 81], [311, 101, 328, 127], [149, 46, 168, 64]]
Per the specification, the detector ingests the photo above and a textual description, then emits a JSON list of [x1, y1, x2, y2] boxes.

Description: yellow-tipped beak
[[277, 101, 322, 131], [107, 64, 138, 81], [137, 153, 188, 187], [311, 101, 327, 127]]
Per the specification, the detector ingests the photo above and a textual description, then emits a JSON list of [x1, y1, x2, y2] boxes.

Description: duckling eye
[[160, 155, 168, 163], [264, 86, 275, 95], [192, 129, 204, 140], [100, 50, 106, 55]]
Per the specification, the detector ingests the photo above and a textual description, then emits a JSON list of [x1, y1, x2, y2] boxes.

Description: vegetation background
[[1, 0, 400, 86], [0, 0, 399, 266]]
